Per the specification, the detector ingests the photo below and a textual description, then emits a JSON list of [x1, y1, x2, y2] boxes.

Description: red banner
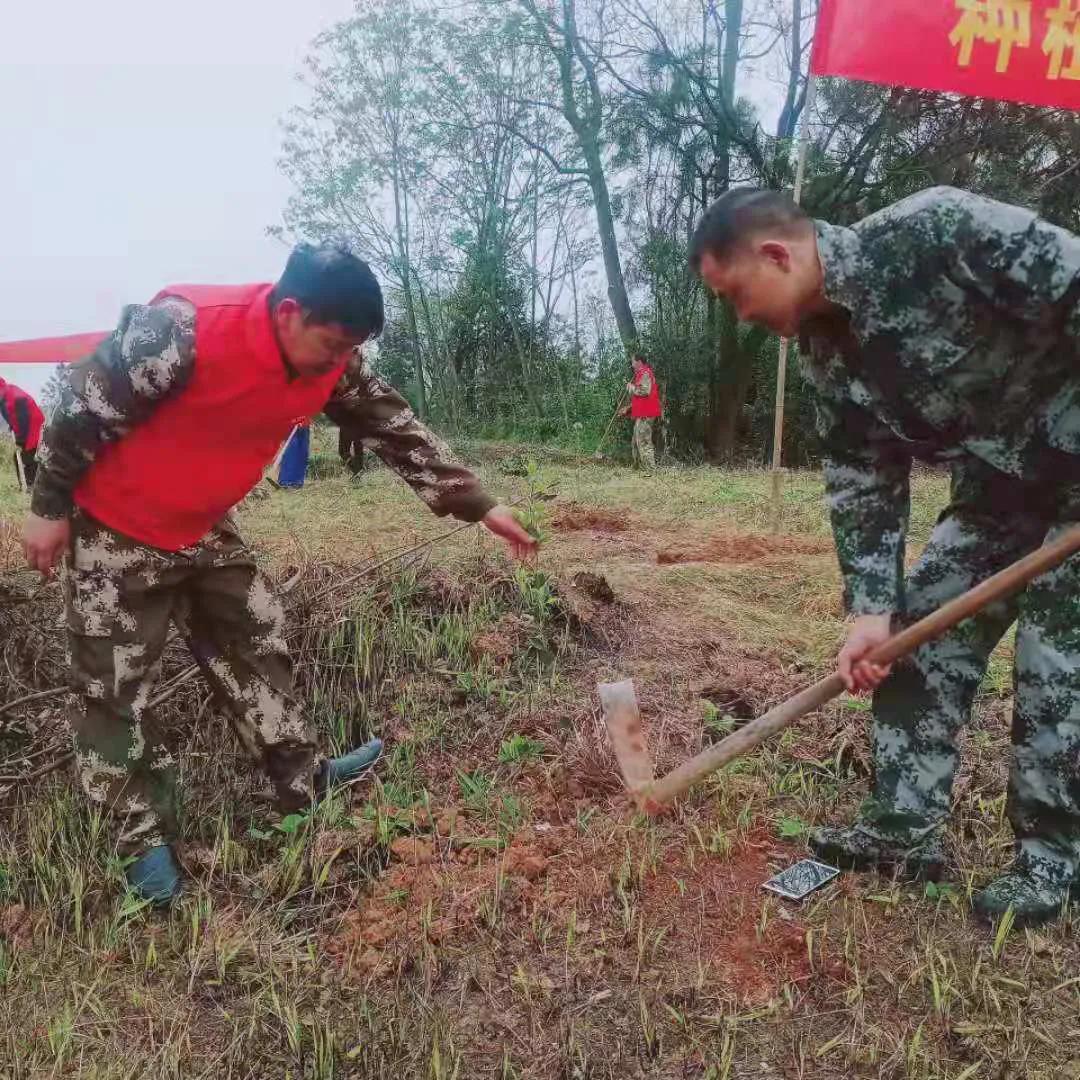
[[812, 0, 1080, 111], [0, 332, 109, 364]]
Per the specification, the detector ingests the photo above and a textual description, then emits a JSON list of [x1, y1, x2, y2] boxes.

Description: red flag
[[0, 332, 110, 364], [812, 0, 1080, 111]]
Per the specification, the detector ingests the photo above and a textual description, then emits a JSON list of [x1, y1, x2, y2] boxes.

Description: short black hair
[[272, 243, 385, 339], [689, 188, 810, 273]]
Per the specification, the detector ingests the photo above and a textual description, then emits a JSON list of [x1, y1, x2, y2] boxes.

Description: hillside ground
[[0, 432, 1076, 1079]]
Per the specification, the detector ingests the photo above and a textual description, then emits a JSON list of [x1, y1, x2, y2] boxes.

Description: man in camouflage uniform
[[22, 245, 536, 905], [691, 186, 1080, 926]]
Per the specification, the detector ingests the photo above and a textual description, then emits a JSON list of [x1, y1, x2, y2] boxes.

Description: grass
[[0, 432, 1070, 1079]]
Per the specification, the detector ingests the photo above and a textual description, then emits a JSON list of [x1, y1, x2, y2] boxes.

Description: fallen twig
[[0, 752, 74, 785], [0, 687, 68, 718]]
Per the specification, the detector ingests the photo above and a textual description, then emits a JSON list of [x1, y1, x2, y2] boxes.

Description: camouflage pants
[[632, 419, 655, 470], [866, 456, 1080, 884], [65, 511, 317, 856]]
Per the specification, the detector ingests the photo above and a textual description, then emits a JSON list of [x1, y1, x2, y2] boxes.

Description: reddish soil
[[323, 818, 566, 979], [641, 831, 845, 1005], [0, 904, 37, 951], [656, 532, 831, 566], [552, 502, 630, 535]]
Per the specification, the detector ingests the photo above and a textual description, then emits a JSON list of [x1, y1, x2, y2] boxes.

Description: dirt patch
[[0, 904, 37, 951], [470, 614, 530, 666], [553, 502, 630, 535], [323, 820, 566, 979], [698, 682, 756, 721], [571, 571, 616, 604], [656, 532, 831, 566], [642, 831, 845, 1005]]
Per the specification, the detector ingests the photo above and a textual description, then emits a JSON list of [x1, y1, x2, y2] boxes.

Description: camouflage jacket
[[32, 296, 496, 525], [800, 187, 1080, 615]]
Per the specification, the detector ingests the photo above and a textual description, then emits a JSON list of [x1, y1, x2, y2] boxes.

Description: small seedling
[[498, 734, 545, 763]]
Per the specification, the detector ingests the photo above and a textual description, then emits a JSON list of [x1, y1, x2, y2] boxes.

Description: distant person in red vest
[[0, 377, 45, 489], [621, 354, 661, 470], [20, 244, 537, 906]]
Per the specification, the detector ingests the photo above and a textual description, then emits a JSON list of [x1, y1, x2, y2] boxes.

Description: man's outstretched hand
[[23, 514, 70, 579], [482, 505, 539, 562], [837, 613, 894, 693]]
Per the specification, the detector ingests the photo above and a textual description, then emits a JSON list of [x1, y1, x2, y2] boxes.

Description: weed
[[498, 734, 546, 763]]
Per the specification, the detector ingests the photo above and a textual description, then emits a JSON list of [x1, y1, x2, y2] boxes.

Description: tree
[[491, 0, 639, 350], [606, 0, 810, 458]]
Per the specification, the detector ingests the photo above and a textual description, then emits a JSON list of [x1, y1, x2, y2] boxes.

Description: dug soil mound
[[552, 502, 630, 535], [656, 531, 831, 565], [323, 818, 566, 979], [641, 830, 847, 1005]]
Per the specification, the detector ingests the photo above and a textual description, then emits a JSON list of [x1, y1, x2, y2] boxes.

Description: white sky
[[0, 0, 355, 400]]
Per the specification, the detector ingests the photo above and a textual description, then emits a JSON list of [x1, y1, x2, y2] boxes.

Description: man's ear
[[759, 240, 792, 271], [273, 297, 303, 331]]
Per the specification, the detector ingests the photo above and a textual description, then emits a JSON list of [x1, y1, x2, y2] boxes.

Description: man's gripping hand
[[837, 613, 894, 693], [23, 514, 70, 579]]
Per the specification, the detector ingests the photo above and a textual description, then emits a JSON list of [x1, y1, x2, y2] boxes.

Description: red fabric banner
[[812, 0, 1080, 111], [0, 332, 110, 364]]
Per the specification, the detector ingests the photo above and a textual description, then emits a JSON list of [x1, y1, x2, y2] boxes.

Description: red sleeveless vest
[[630, 363, 662, 419], [74, 283, 347, 550]]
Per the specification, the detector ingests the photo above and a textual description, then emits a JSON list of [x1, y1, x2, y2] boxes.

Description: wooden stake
[[770, 75, 817, 534], [13, 449, 27, 493]]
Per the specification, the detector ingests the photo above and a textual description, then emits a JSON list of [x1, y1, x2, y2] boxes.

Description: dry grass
[[0, 437, 1068, 1080]]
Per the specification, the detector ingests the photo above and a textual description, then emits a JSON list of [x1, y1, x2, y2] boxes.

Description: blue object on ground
[[126, 844, 183, 907], [277, 425, 310, 488]]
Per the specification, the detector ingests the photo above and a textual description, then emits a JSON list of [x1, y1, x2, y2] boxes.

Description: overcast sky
[[0, 0, 354, 400]]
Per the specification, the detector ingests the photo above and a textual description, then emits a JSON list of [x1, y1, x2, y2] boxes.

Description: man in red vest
[[622, 354, 662, 470], [21, 244, 537, 905], [0, 377, 45, 489]]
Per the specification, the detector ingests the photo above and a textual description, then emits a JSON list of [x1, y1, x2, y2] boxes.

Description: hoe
[[600, 527, 1080, 812]]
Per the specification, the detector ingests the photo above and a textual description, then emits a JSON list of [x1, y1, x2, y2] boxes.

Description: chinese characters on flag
[[812, 0, 1080, 110], [1043, 0, 1080, 79], [951, 0, 1080, 78]]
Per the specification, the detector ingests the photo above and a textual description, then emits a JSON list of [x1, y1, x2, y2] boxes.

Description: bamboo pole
[[770, 75, 817, 534]]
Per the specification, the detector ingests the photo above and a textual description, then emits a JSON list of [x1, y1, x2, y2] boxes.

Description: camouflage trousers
[[64, 511, 318, 856], [632, 419, 655, 470], [865, 456, 1080, 884]]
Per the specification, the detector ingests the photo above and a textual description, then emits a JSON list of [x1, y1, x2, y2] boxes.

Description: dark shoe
[[316, 738, 384, 798], [972, 867, 1075, 928], [126, 845, 183, 907], [809, 822, 947, 881]]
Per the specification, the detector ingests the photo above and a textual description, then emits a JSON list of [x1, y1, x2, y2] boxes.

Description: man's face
[[697, 241, 816, 338], [275, 300, 367, 377]]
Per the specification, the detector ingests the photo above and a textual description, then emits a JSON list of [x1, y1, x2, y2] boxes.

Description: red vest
[[74, 283, 347, 551], [630, 363, 662, 419], [0, 381, 45, 451]]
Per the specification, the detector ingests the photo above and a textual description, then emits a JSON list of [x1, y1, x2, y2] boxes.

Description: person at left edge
[[21, 243, 537, 906], [0, 376, 45, 488]]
